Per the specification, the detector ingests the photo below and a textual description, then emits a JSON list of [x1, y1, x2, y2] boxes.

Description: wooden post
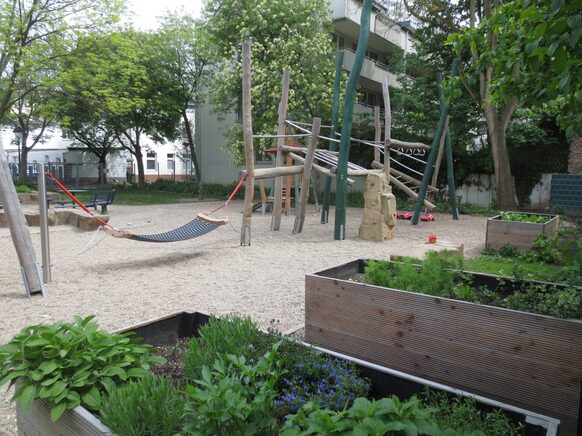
[[0, 138, 45, 296], [240, 42, 255, 246], [382, 78, 391, 179], [293, 118, 321, 233], [335, 0, 372, 240], [285, 155, 293, 215], [412, 59, 460, 225], [445, 129, 459, 219], [271, 71, 290, 231], [321, 51, 344, 224], [431, 116, 450, 189], [374, 106, 381, 164]]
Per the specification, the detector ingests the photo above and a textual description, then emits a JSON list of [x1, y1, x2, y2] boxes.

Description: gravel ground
[[0, 200, 487, 434]]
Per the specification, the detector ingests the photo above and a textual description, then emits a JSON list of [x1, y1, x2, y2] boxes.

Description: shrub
[[100, 375, 183, 436], [183, 344, 282, 435], [0, 315, 164, 421]]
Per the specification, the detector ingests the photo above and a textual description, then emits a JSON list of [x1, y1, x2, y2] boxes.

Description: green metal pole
[[334, 0, 372, 239], [411, 58, 459, 225], [321, 51, 344, 224], [445, 130, 459, 219]]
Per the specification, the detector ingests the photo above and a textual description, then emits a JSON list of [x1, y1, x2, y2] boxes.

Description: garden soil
[[0, 200, 488, 434]]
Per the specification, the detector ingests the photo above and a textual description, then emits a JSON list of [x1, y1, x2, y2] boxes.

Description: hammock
[[117, 214, 228, 243], [45, 172, 245, 244]]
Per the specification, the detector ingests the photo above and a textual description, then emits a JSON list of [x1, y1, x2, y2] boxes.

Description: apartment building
[[331, 0, 415, 110]]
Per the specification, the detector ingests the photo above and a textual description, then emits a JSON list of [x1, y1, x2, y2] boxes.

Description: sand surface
[[0, 200, 487, 434]]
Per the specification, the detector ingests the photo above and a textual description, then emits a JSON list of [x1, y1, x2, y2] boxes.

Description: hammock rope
[[45, 172, 246, 243]]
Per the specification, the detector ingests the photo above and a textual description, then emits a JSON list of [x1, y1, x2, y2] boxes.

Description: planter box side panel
[[486, 220, 549, 252], [17, 400, 112, 436], [305, 274, 582, 436]]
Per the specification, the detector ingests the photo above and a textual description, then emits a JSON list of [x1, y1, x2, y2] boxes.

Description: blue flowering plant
[[275, 357, 370, 418]]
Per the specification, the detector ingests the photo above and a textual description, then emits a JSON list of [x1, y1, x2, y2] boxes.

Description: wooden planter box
[[17, 311, 557, 436], [486, 212, 559, 252], [305, 260, 582, 436]]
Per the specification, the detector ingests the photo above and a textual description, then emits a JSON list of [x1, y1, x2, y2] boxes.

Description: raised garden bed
[[305, 259, 582, 435], [486, 212, 559, 252], [16, 310, 556, 435]]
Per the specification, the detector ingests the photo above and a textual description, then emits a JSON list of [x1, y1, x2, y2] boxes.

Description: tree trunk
[[98, 156, 108, 185], [19, 145, 29, 185], [182, 109, 200, 183], [484, 104, 515, 209], [135, 147, 145, 189]]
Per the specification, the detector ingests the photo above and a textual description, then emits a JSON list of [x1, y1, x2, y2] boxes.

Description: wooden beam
[[240, 41, 254, 246], [253, 165, 304, 180], [372, 161, 439, 192], [431, 116, 450, 189], [388, 139, 431, 150], [0, 138, 44, 296], [287, 153, 355, 185], [271, 71, 290, 231], [293, 118, 320, 234], [371, 162, 436, 210]]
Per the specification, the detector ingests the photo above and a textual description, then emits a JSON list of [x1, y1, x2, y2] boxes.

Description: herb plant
[[0, 315, 164, 421], [498, 211, 550, 223], [100, 374, 183, 436], [182, 343, 282, 435], [281, 396, 442, 435]]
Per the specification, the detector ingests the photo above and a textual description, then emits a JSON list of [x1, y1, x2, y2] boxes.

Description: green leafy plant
[[424, 388, 522, 435], [0, 315, 164, 421], [498, 211, 551, 224], [282, 396, 443, 435], [182, 343, 282, 435], [522, 233, 563, 264], [100, 374, 183, 436]]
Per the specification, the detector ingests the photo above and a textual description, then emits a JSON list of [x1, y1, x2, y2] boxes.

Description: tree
[[201, 0, 341, 164], [56, 31, 182, 188], [0, 0, 124, 123], [490, 0, 582, 137], [152, 13, 211, 183]]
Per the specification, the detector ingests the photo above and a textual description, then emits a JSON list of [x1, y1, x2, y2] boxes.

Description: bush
[[100, 375, 183, 436], [0, 315, 164, 421], [183, 345, 282, 435]]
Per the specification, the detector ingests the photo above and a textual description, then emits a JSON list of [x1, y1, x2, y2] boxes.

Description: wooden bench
[[85, 190, 115, 213]]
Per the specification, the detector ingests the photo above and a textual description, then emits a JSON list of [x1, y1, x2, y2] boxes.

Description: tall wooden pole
[[321, 51, 344, 224], [240, 41, 255, 246], [382, 78, 391, 178], [373, 106, 381, 163], [271, 71, 290, 231], [430, 116, 450, 189], [412, 59, 460, 225], [293, 118, 321, 234], [0, 138, 44, 296], [445, 129, 459, 219], [334, 0, 372, 240]]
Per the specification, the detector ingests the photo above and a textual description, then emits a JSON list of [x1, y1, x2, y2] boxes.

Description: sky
[[126, 0, 205, 30]]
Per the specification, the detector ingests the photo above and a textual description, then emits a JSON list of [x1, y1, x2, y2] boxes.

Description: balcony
[[341, 48, 399, 88]]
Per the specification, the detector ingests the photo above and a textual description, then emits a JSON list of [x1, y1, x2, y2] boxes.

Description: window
[[167, 153, 175, 172], [146, 152, 156, 170]]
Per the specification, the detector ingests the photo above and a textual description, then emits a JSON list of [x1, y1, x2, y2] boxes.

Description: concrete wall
[[568, 137, 582, 174], [455, 173, 552, 209], [195, 104, 240, 185]]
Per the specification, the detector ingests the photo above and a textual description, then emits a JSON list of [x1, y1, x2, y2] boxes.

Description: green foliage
[[183, 316, 267, 380], [182, 345, 282, 435], [14, 184, 34, 193], [491, 0, 582, 137], [364, 254, 463, 297], [281, 396, 442, 435], [99, 375, 183, 436], [498, 211, 551, 223], [424, 389, 522, 435], [201, 0, 342, 164], [522, 233, 563, 264], [0, 316, 164, 422], [364, 254, 581, 319]]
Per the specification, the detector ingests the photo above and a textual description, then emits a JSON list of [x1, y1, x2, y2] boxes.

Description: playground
[[0, 200, 488, 433]]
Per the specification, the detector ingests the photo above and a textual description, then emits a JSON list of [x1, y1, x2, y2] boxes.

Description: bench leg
[[100, 205, 108, 214]]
